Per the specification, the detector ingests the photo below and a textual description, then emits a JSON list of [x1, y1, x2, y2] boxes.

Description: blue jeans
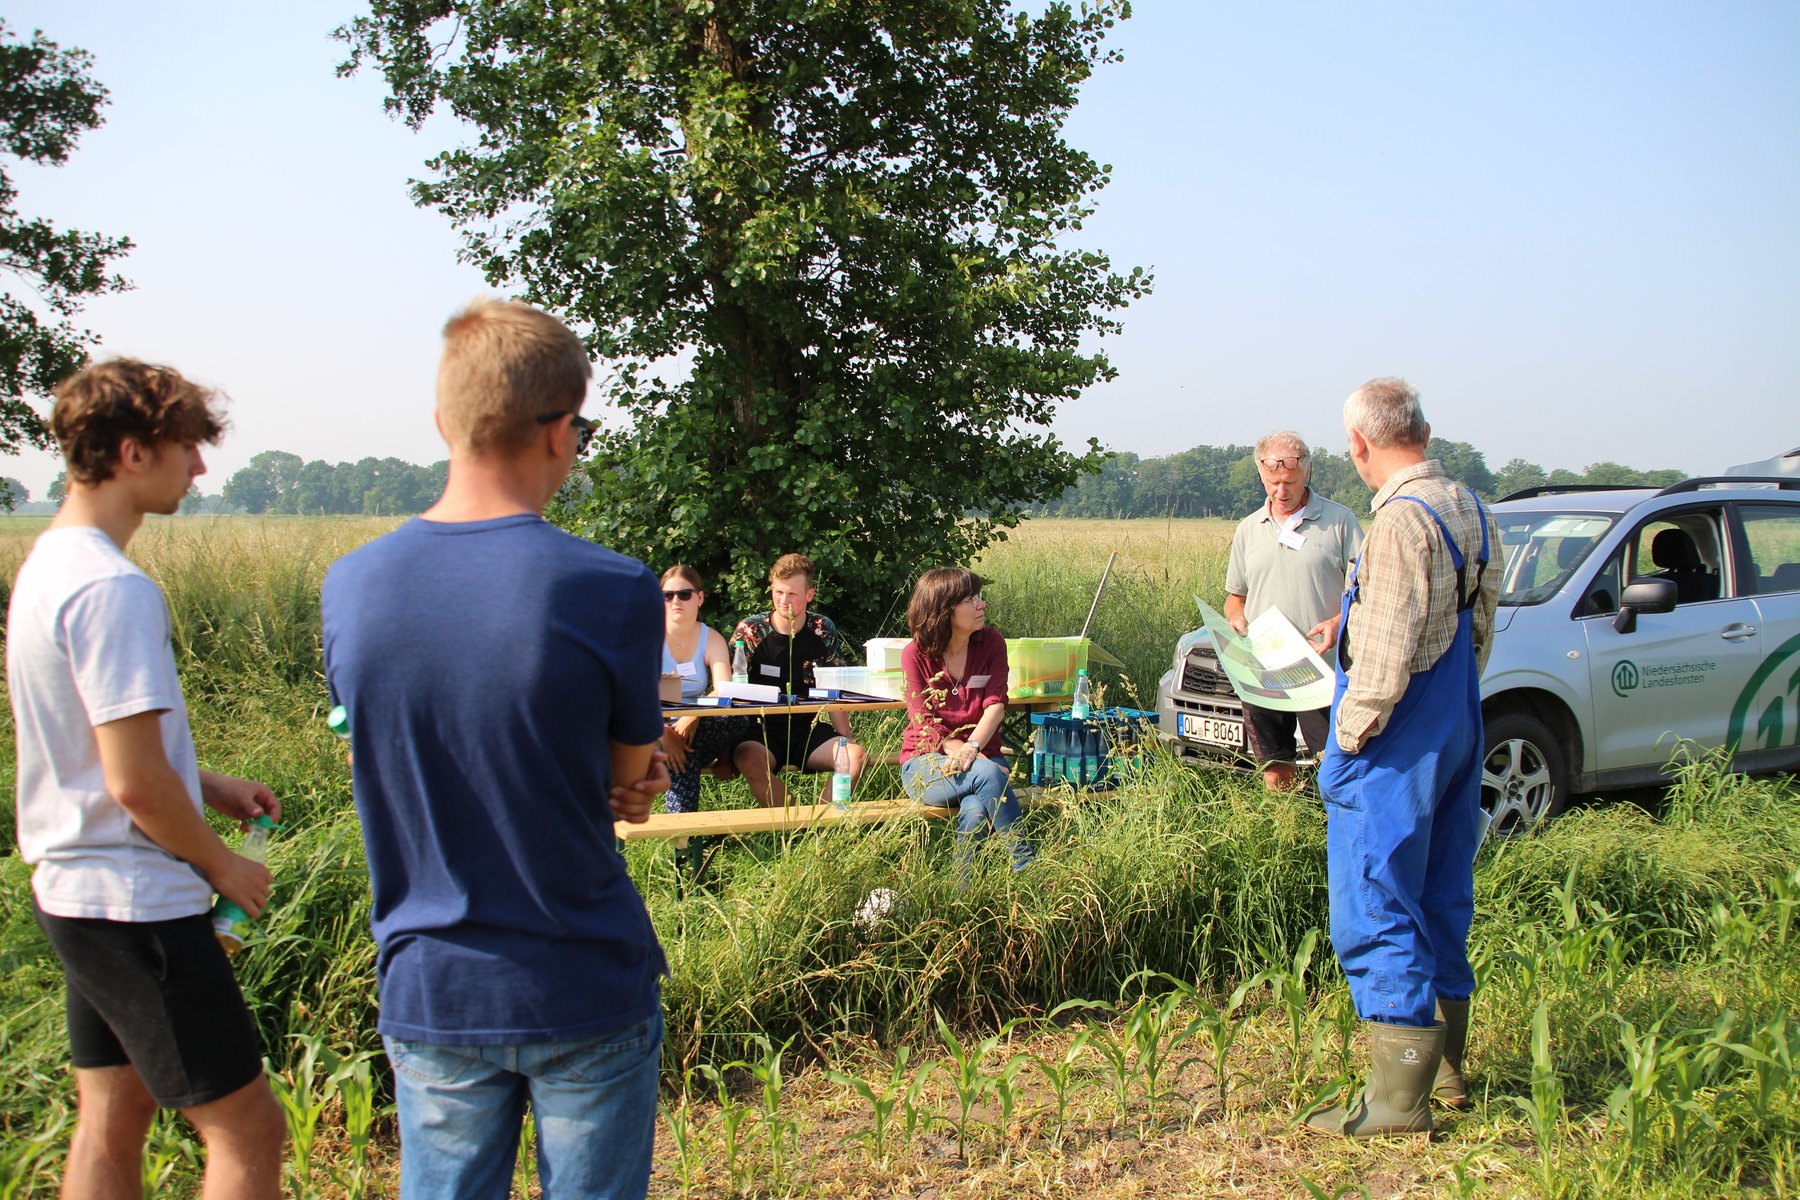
[[901, 754, 1034, 871], [384, 1007, 662, 1200]]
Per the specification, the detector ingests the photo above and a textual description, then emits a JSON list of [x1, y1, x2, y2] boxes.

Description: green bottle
[[211, 815, 277, 956]]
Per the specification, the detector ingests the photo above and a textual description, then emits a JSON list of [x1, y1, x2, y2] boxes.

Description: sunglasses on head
[[1259, 455, 1304, 471], [662, 588, 699, 602], [537, 410, 598, 458]]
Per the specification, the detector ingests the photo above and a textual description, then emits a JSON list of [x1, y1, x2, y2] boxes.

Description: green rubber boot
[[1305, 1020, 1444, 1137], [1433, 998, 1470, 1109]]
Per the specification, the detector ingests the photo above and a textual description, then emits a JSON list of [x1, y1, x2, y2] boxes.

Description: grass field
[[1, 515, 1796, 1198]]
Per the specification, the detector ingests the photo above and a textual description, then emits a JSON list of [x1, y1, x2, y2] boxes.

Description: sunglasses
[[537, 410, 598, 458], [1259, 455, 1305, 471], [662, 588, 699, 602]]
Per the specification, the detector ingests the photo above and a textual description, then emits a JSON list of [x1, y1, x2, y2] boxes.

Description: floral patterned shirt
[[730, 611, 855, 696]]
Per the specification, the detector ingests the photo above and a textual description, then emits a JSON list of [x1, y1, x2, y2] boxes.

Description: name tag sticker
[[1278, 528, 1307, 551], [759, 664, 783, 678], [675, 662, 699, 677], [968, 674, 991, 688]]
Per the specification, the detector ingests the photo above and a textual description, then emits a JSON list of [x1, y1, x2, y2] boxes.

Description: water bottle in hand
[[212, 815, 277, 956]]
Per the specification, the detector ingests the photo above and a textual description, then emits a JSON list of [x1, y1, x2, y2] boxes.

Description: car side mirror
[[1613, 577, 1678, 634]]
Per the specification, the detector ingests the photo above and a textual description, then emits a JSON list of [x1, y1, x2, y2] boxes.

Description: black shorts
[[34, 902, 265, 1109], [1243, 703, 1329, 768], [750, 715, 841, 771]]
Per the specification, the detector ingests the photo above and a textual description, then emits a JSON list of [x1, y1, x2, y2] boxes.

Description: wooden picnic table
[[628, 693, 1076, 872]]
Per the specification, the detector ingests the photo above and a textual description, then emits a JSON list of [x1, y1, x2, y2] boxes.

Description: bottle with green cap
[[327, 703, 351, 739], [731, 640, 749, 684], [831, 736, 853, 808], [1070, 667, 1092, 720], [211, 815, 277, 955]]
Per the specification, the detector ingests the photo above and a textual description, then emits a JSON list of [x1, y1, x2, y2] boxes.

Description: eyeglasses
[[956, 594, 986, 606], [1259, 455, 1305, 471], [662, 588, 699, 602], [537, 410, 598, 458]]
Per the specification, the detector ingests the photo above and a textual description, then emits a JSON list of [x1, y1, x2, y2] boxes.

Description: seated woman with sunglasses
[[659, 565, 753, 813], [899, 568, 1034, 872]]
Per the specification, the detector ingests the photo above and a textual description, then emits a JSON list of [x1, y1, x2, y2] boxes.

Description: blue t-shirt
[[321, 514, 667, 1045]]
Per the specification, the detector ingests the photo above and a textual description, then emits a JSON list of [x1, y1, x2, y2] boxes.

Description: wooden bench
[[616, 798, 952, 848]]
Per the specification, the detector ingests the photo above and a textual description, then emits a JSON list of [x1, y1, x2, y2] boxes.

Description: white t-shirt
[[7, 527, 211, 921]]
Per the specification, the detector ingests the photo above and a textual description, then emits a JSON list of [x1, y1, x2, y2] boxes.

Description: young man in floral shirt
[[730, 553, 868, 805]]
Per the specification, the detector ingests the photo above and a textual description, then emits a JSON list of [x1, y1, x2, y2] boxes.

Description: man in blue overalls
[[1308, 378, 1502, 1137]]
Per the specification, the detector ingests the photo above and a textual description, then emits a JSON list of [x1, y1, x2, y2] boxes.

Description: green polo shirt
[[1224, 491, 1365, 630]]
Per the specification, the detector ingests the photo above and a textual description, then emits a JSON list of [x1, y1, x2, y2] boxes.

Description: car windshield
[[1497, 511, 1617, 606]]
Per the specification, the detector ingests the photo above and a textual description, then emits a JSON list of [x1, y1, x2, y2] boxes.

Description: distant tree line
[[10, 443, 1687, 522], [219, 451, 448, 516], [1029, 442, 1686, 519]]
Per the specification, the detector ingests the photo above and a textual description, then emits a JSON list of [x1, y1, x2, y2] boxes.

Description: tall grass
[[2, 515, 1797, 1197]]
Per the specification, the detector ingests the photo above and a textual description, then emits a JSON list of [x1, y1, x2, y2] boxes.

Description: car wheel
[[1480, 711, 1569, 835]]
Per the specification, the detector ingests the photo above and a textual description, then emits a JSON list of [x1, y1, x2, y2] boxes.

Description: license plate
[[1178, 712, 1243, 748]]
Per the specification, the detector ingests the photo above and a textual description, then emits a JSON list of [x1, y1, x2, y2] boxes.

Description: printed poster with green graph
[[1192, 596, 1335, 712]]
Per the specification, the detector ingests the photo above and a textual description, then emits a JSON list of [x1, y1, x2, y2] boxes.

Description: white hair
[[1343, 377, 1429, 448]]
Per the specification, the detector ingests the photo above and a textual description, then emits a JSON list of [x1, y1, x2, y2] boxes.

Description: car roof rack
[[1656, 476, 1800, 495], [1498, 484, 1655, 502]]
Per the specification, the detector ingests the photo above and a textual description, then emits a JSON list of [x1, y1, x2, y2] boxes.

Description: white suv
[[1158, 474, 1800, 832]]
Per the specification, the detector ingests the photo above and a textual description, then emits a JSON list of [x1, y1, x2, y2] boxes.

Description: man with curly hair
[[8, 359, 285, 1197]]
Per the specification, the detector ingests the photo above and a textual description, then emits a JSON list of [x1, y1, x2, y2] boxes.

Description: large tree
[[340, 0, 1146, 633], [0, 21, 132, 454]]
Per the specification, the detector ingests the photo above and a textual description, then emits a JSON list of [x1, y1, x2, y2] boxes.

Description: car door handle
[[1720, 623, 1759, 641]]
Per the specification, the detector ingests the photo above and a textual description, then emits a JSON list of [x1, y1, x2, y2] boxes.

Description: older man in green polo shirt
[[1224, 431, 1365, 790]]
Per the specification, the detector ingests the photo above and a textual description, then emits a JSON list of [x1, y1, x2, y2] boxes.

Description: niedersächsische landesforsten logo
[[1612, 659, 1641, 698]]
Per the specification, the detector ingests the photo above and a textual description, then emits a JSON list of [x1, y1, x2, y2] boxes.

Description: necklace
[[665, 623, 701, 662], [941, 643, 969, 697]]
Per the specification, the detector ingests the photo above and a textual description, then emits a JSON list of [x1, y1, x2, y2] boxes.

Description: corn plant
[[328, 1046, 383, 1200], [826, 1046, 916, 1165], [1509, 1004, 1564, 1199], [1181, 972, 1264, 1120], [898, 1056, 936, 1144], [744, 1034, 803, 1192], [141, 1109, 202, 1194], [1723, 1011, 1798, 1127], [1261, 927, 1320, 1097], [1606, 1014, 1665, 1185], [1029, 1004, 1102, 1147], [1121, 974, 1199, 1128], [269, 1035, 335, 1200], [510, 1111, 538, 1199], [658, 1090, 708, 1196], [934, 1010, 1029, 1162], [694, 1060, 758, 1196]]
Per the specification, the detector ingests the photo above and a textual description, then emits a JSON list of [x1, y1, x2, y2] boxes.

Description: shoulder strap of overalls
[[1384, 491, 1490, 612]]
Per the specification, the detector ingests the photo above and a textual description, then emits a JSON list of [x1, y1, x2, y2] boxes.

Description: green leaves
[[0, 19, 134, 452], [342, 0, 1143, 633]]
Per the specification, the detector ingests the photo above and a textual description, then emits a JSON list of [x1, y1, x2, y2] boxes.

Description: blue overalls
[[1318, 492, 1488, 1027]]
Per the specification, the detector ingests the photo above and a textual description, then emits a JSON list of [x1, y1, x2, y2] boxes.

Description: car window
[[1623, 507, 1729, 601], [1739, 504, 1800, 594], [1579, 548, 1624, 616], [1497, 513, 1614, 606]]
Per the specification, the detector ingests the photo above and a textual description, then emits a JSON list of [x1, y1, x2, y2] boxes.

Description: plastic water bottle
[[731, 640, 749, 684], [831, 736, 853, 808], [1033, 725, 1047, 786], [1070, 668, 1092, 720], [212, 815, 277, 955]]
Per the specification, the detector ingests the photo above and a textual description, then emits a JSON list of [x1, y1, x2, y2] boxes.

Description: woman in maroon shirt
[[900, 569, 1034, 871]]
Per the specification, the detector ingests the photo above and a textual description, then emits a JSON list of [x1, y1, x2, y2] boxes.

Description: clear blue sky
[[3, 1, 1796, 500]]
